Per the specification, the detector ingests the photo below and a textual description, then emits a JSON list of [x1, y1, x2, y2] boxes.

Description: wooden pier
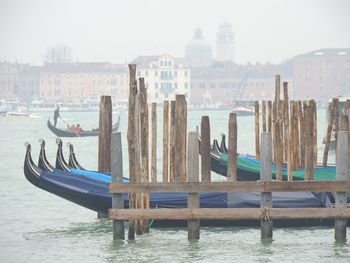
[[97, 67, 350, 242]]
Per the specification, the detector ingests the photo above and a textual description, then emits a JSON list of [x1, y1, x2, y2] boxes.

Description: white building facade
[[132, 54, 191, 103]]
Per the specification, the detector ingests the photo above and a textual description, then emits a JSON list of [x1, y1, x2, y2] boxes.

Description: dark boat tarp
[[36, 169, 333, 215]]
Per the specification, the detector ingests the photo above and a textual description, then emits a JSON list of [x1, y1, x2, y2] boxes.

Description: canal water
[[0, 108, 349, 263]]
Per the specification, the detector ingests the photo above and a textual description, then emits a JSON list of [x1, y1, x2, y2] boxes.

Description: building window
[[160, 61, 163, 67], [169, 61, 172, 66], [174, 71, 177, 77], [155, 83, 158, 89], [175, 83, 178, 89], [184, 71, 188, 77], [145, 71, 148, 77], [155, 71, 158, 76], [185, 83, 188, 89], [200, 82, 205, 89], [137, 71, 141, 77]]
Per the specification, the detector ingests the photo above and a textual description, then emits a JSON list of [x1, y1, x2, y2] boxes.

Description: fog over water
[[1, 0, 350, 64]]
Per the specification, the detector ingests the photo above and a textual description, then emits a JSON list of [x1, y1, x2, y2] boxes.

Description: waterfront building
[[293, 49, 350, 100], [130, 54, 191, 103], [37, 62, 129, 104]]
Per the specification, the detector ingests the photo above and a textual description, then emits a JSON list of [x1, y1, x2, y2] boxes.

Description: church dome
[[185, 27, 212, 66]]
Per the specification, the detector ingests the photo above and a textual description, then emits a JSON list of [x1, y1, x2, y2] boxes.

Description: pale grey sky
[[0, 0, 349, 65]]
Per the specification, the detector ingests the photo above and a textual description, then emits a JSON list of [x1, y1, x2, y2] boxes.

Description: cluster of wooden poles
[[101, 67, 350, 242], [254, 75, 319, 181], [99, 65, 350, 243]]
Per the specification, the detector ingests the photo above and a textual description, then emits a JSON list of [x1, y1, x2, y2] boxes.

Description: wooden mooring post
[[227, 113, 237, 181], [201, 116, 211, 182], [260, 132, 273, 239], [169, 100, 176, 182], [188, 132, 200, 240], [175, 95, 187, 182], [111, 132, 125, 240], [163, 101, 169, 182], [254, 101, 260, 160], [151, 103, 157, 183], [335, 131, 348, 241], [127, 64, 137, 240], [97, 95, 112, 218], [304, 105, 314, 180]]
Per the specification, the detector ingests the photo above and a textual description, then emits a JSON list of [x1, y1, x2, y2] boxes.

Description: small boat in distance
[[47, 116, 120, 137], [232, 106, 255, 116]]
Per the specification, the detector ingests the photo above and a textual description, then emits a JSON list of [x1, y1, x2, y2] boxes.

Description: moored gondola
[[38, 139, 55, 172], [68, 143, 85, 170], [55, 138, 71, 171], [24, 143, 340, 227], [47, 116, 120, 137]]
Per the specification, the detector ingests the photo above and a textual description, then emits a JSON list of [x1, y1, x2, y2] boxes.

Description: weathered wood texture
[[283, 83, 289, 164], [322, 101, 334, 166], [109, 181, 350, 193], [335, 131, 348, 241], [268, 101, 272, 133], [309, 100, 317, 167], [109, 208, 350, 221], [298, 101, 305, 168], [227, 113, 237, 181], [98, 95, 112, 173], [111, 132, 125, 240], [127, 64, 137, 240], [175, 95, 187, 182], [201, 116, 211, 182], [254, 101, 260, 160], [304, 105, 314, 180], [262, 101, 267, 132], [334, 98, 340, 154], [139, 78, 149, 233], [169, 101, 176, 181], [187, 132, 200, 240], [275, 100, 283, 180], [260, 132, 273, 239], [134, 94, 143, 235], [163, 101, 169, 182], [151, 103, 157, 183]]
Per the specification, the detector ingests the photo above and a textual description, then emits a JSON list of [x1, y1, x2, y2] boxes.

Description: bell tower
[[216, 22, 235, 62]]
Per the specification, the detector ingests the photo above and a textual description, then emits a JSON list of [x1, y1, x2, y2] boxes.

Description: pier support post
[[304, 106, 314, 180], [335, 131, 348, 242], [163, 101, 169, 182], [169, 101, 176, 182], [262, 101, 266, 132], [98, 95, 112, 218], [151, 103, 157, 183], [175, 95, 187, 182], [201, 116, 211, 182], [255, 101, 260, 160], [260, 132, 273, 239], [111, 132, 125, 240], [227, 113, 237, 181], [127, 64, 137, 240], [188, 132, 200, 240]]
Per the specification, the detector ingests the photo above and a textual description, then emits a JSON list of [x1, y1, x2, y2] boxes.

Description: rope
[[148, 205, 158, 228], [261, 206, 272, 223]]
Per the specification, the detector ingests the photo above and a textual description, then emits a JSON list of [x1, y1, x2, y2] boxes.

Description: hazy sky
[[1, 0, 349, 65]]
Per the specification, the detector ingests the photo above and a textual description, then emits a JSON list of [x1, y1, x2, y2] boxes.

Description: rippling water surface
[[0, 108, 348, 263]]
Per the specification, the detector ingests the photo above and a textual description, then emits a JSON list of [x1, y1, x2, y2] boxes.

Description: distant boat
[[232, 106, 254, 116], [0, 111, 41, 119], [47, 116, 120, 137]]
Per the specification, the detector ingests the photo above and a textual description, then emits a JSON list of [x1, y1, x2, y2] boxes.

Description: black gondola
[[38, 139, 55, 172], [55, 138, 72, 171], [47, 116, 120, 137], [24, 142, 337, 227], [68, 143, 85, 170]]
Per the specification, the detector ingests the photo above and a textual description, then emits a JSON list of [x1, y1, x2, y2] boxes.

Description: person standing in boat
[[53, 106, 60, 127]]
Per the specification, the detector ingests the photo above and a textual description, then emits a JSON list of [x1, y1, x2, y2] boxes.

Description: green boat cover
[[219, 154, 339, 181]]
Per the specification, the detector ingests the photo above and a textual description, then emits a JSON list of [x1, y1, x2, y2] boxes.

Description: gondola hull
[[24, 144, 343, 227]]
